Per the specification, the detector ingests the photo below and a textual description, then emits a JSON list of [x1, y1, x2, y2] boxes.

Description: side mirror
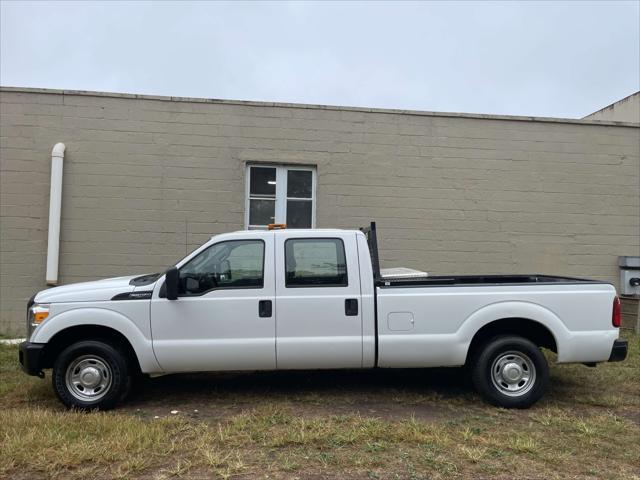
[[165, 267, 179, 301]]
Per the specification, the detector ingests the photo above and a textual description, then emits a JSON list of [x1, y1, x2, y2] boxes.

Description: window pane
[[286, 200, 312, 228], [179, 240, 264, 294], [249, 199, 275, 226], [285, 239, 348, 287], [224, 242, 264, 286], [287, 170, 312, 198], [250, 167, 276, 196]]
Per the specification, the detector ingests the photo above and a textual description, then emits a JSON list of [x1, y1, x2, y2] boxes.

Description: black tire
[[470, 335, 549, 409], [52, 340, 131, 410]]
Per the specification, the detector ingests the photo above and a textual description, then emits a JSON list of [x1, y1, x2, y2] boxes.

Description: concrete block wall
[[621, 297, 640, 333], [1, 87, 639, 335]]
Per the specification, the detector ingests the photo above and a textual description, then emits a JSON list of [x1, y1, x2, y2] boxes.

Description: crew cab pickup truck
[[19, 222, 628, 410]]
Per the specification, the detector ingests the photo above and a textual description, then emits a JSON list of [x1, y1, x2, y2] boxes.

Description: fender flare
[[457, 300, 569, 357], [32, 307, 162, 373]]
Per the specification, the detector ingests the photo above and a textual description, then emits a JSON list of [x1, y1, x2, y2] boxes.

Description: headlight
[[27, 304, 49, 337]]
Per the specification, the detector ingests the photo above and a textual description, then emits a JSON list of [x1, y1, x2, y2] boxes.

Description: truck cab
[[151, 228, 373, 372]]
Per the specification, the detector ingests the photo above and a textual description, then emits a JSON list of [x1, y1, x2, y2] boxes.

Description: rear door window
[[284, 238, 348, 287]]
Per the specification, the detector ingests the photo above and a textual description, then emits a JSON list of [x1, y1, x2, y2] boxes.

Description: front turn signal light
[[33, 310, 49, 324], [30, 304, 50, 325]]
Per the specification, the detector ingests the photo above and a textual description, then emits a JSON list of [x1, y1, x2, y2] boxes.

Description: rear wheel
[[471, 335, 549, 408], [52, 340, 131, 410]]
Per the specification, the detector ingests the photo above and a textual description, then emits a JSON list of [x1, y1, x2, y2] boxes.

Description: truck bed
[[374, 279, 618, 368]]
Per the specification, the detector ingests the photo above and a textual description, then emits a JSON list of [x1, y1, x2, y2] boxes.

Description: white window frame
[[245, 164, 316, 230]]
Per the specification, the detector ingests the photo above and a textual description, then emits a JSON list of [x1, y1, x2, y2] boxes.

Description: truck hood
[[34, 275, 150, 304]]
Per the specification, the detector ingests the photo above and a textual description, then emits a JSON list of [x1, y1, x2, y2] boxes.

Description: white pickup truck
[[19, 223, 627, 410]]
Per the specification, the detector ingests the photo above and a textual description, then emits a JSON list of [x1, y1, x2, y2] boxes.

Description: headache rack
[[360, 222, 382, 284]]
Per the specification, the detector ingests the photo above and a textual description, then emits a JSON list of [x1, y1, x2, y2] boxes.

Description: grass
[[0, 333, 638, 479]]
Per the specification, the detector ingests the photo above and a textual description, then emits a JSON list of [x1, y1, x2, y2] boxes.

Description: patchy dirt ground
[[122, 367, 479, 422]]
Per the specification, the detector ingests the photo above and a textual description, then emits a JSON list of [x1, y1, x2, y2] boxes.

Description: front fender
[[32, 307, 162, 373]]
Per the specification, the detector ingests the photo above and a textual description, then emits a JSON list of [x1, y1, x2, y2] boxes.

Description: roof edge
[[584, 91, 640, 118], [1, 85, 638, 128]]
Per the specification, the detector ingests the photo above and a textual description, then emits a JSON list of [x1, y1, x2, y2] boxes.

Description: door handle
[[258, 300, 272, 318], [345, 298, 358, 316]]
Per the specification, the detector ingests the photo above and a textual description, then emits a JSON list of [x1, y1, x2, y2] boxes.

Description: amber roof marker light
[[268, 224, 287, 230]]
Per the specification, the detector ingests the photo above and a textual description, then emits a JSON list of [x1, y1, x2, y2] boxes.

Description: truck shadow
[[125, 367, 479, 420]]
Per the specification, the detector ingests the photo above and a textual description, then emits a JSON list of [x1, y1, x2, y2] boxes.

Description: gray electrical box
[[619, 256, 640, 296]]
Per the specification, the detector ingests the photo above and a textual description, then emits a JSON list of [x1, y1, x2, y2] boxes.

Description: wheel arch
[[41, 324, 141, 373], [459, 301, 566, 365], [465, 317, 558, 365]]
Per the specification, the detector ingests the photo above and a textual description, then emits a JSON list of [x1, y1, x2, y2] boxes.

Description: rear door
[[274, 231, 363, 369]]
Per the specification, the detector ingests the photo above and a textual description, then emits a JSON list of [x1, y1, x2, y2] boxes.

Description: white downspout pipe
[[46, 143, 65, 285]]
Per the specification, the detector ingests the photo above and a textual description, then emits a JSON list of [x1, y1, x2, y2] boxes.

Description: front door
[[274, 232, 363, 369], [150, 233, 275, 372]]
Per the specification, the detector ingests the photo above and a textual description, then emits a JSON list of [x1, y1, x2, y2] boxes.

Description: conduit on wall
[[46, 143, 65, 285]]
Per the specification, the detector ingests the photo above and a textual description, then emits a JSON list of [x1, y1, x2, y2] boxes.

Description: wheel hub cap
[[502, 362, 523, 382], [65, 355, 113, 402], [79, 366, 101, 387], [490, 351, 537, 397]]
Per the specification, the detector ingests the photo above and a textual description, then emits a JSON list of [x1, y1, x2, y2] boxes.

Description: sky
[[1, 1, 639, 118]]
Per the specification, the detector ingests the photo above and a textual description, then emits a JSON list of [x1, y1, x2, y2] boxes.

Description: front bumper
[[18, 341, 46, 377], [608, 339, 628, 362]]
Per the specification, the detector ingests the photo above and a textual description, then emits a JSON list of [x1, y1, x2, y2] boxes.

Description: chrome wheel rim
[[490, 351, 536, 397], [65, 355, 112, 402]]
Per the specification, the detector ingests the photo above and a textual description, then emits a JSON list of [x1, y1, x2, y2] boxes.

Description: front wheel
[[471, 335, 549, 409], [52, 340, 131, 410]]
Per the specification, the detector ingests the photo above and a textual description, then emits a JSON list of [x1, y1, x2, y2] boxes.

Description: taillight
[[612, 296, 621, 328]]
